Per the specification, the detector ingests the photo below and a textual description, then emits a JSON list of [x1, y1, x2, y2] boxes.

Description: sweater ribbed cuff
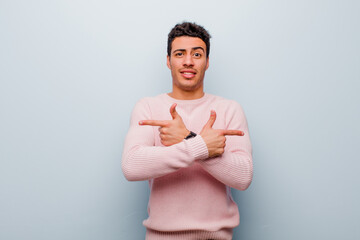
[[146, 228, 233, 240], [184, 135, 209, 161]]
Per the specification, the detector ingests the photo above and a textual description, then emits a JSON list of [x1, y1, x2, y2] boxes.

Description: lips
[[180, 69, 196, 79]]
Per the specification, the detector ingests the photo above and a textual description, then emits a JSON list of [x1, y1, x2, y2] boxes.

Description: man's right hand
[[200, 110, 244, 158]]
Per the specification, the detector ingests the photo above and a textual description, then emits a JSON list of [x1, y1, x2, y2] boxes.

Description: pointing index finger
[[139, 120, 168, 127], [221, 130, 245, 136]]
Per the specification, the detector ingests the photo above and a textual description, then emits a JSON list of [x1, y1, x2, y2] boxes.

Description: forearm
[[198, 149, 253, 190], [122, 135, 208, 181], [198, 101, 253, 190]]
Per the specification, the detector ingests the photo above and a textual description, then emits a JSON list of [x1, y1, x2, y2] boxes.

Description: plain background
[[1, 0, 359, 239]]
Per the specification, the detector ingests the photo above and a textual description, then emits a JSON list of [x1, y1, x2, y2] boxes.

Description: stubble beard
[[172, 70, 205, 92]]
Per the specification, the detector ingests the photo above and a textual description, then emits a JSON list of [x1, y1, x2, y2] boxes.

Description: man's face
[[167, 36, 209, 93]]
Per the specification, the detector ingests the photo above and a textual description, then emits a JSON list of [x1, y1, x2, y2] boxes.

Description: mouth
[[180, 69, 196, 79]]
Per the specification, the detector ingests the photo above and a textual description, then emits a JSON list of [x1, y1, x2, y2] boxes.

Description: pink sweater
[[122, 93, 253, 239]]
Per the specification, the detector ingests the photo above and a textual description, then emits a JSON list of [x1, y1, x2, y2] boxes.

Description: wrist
[[184, 131, 197, 140]]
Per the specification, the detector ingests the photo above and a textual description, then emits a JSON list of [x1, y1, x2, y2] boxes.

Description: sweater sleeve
[[121, 98, 209, 181], [198, 101, 253, 191]]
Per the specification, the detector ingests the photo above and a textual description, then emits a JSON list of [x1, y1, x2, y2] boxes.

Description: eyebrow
[[172, 47, 205, 54]]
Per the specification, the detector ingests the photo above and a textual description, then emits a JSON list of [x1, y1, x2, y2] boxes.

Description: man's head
[[166, 22, 211, 98], [167, 22, 211, 59]]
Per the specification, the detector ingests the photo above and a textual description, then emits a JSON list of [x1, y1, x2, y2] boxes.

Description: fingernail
[[139, 121, 143, 125]]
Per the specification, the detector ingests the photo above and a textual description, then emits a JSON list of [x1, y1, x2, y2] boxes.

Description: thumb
[[170, 103, 178, 119], [204, 110, 216, 129]]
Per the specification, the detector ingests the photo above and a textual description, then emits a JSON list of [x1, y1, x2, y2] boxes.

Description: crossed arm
[[122, 100, 253, 190], [139, 103, 244, 158]]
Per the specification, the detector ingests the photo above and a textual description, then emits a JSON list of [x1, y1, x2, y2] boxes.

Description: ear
[[205, 57, 210, 70], [167, 55, 171, 69]]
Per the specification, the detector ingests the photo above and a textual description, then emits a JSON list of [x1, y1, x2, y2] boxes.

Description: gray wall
[[1, 0, 359, 239]]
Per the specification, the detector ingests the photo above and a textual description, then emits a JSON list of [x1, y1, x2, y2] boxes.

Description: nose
[[183, 53, 194, 67]]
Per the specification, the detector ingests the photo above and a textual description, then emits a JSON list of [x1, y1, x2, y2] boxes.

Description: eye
[[175, 52, 183, 57], [193, 52, 202, 58]]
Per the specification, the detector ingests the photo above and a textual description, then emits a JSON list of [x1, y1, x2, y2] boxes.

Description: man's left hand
[[139, 103, 190, 146]]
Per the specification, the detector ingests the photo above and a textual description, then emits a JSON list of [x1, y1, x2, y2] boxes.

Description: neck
[[168, 87, 204, 100]]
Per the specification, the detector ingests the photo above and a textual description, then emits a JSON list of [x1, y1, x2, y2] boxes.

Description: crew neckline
[[162, 93, 211, 104]]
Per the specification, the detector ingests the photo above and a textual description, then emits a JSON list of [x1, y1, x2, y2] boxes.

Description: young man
[[122, 22, 253, 240]]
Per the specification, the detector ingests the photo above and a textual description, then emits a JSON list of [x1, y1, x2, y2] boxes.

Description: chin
[[173, 76, 203, 92], [179, 83, 201, 92]]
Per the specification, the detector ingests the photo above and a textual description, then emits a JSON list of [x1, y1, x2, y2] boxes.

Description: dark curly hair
[[167, 22, 211, 58]]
